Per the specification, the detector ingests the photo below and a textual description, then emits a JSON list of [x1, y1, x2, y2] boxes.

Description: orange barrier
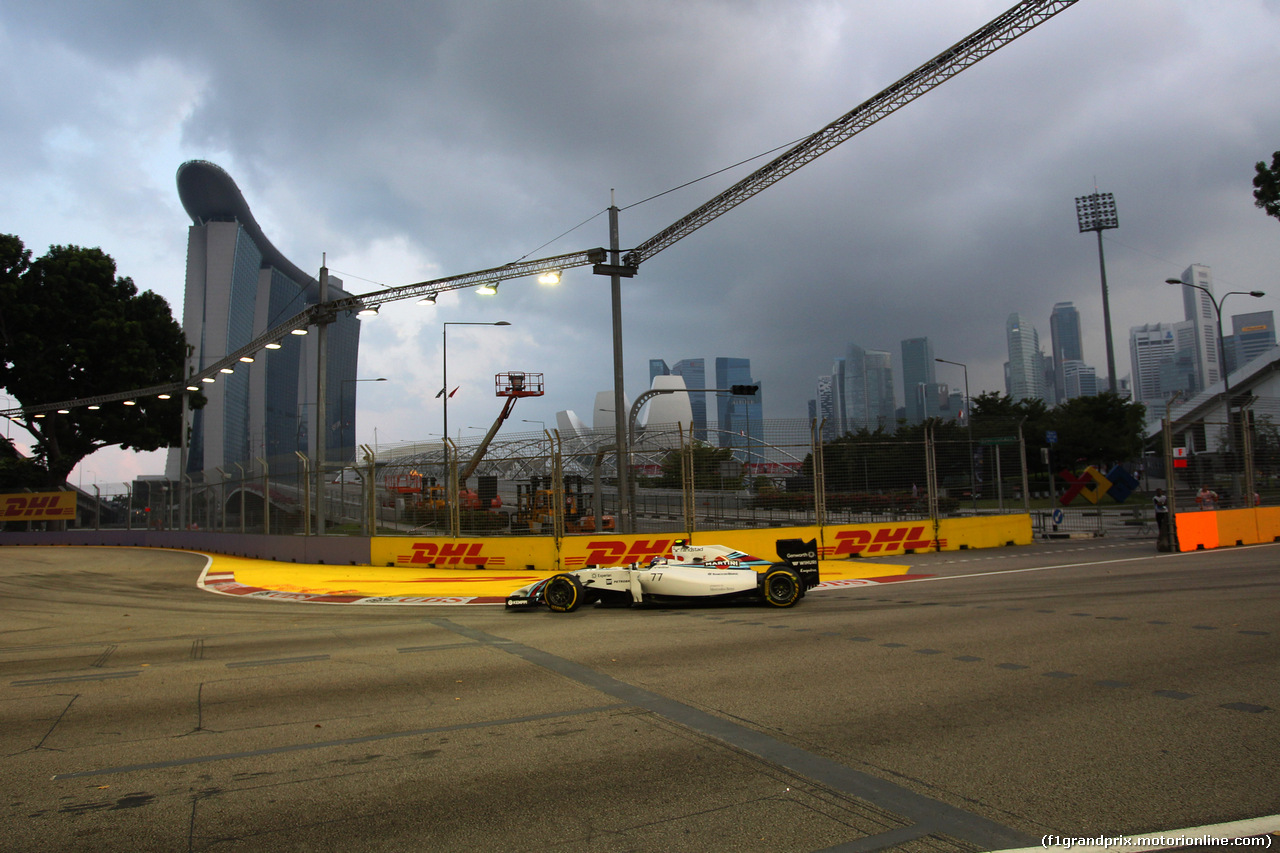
[[1176, 506, 1280, 551]]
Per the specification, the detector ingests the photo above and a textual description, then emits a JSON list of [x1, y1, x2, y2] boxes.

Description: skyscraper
[[167, 161, 361, 478], [715, 357, 762, 457], [815, 374, 838, 441], [843, 344, 869, 432], [1049, 302, 1083, 403], [900, 338, 934, 425], [1226, 311, 1277, 375], [865, 349, 896, 430], [842, 344, 896, 432], [1128, 320, 1196, 403], [830, 358, 847, 435], [1005, 314, 1047, 403], [1175, 264, 1221, 391]]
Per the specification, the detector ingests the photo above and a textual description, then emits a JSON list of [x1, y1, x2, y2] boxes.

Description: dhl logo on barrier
[[397, 542, 506, 567], [1, 492, 77, 520], [564, 539, 675, 568], [1057, 465, 1139, 506], [826, 526, 939, 557]]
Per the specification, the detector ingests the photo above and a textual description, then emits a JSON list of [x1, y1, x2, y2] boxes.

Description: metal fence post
[[811, 419, 826, 529], [680, 423, 695, 537], [295, 452, 311, 536], [1018, 420, 1031, 514], [257, 457, 269, 535]]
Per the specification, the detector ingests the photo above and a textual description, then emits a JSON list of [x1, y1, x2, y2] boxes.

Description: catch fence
[[26, 398, 1280, 547], [38, 418, 1044, 538]]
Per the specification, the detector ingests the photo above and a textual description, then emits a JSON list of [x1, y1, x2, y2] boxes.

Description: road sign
[[1046, 430, 1058, 444]]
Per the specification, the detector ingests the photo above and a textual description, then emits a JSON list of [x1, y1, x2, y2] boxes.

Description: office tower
[[900, 337, 935, 424], [830, 358, 847, 435], [1005, 314, 1047, 403], [1129, 320, 1196, 403], [1061, 360, 1098, 400], [1226, 311, 1277, 375], [1175, 264, 1221, 390], [844, 343, 896, 427], [915, 382, 951, 421], [843, 344, 869, 431], [167, 161, 361, 478], [816, 374, 838, 441], [715, 357, 762, 456], [1049, 302, 1083, 403], [865, 345, 896, 427]]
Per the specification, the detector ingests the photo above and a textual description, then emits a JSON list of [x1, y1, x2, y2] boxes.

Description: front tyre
[[761, 568, 802, 608], [543, 574, 585, 613]]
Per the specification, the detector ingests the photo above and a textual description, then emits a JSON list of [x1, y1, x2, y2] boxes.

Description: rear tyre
[[761, 568, 802, 608], [543, 574, 584, 612]]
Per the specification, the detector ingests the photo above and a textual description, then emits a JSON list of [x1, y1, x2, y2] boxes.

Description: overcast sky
[[3, 0, 1280, 488]]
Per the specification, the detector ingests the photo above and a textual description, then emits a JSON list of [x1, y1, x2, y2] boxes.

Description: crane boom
[[624, 0, 1080, 268]]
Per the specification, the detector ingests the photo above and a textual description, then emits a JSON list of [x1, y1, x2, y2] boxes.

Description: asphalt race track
[[1, 541, 1277, 852]]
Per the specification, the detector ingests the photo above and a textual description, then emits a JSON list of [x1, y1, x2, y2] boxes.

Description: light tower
[[1075, 191, 1119, 393]]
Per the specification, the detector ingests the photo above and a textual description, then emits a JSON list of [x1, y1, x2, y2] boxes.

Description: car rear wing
[[775, 538, 820, 590]]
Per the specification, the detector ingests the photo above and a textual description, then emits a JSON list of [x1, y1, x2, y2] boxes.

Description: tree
[[0, 236, 198, 489], [1254, 150, 1280, 222], [1045, 392, 1146, 469], [654, 443, 740, 491]]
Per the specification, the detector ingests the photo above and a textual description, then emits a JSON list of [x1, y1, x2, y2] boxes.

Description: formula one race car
[[505, 538, 820, 612]]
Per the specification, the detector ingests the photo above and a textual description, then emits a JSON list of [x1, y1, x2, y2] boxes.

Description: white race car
[[505, 538, 820, 612]]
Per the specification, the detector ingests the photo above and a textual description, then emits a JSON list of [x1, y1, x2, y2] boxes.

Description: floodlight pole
[[316, 263, 330, 534], [592, 192, 639, 533], [610, 201, 629, 533], [1076, 192, 1119, 393]]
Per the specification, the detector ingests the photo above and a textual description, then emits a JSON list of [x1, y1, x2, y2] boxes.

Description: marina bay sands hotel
[[165, 161, 361, 479]]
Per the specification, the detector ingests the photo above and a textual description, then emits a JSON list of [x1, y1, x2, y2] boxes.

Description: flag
[[449, 387, 458, 398]]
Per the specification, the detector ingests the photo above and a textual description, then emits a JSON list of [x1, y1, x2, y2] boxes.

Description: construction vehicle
[[384, 471, 495, 513], [452, 372, 543, 506], [515, 475, 615, 534]]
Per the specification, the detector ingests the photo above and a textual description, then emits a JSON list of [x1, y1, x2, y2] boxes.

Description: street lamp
[[442, 321, 510, 525], [1163, 278, 1265, 408], [1164, 278, 1265, 502], [936, 357, 976, 510]]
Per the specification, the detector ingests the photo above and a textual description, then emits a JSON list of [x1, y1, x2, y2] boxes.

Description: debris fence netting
[[42, 402, 1280, 539]]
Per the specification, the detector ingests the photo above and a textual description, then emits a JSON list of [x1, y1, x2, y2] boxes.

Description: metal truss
[[624, 0, 1080, 267]]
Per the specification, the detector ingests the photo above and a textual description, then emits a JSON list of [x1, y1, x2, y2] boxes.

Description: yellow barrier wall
[[1214, 508, 1260, 548], [370, 536, 557, 570], [371, 515, 1033, 571], [1257, 507, 1280, 542]]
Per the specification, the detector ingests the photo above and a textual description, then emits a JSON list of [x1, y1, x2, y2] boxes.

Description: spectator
[[1153, 488, 1171, 551]]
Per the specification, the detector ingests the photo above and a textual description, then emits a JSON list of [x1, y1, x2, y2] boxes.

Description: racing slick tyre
[[761, 568, 802, 608], [543, 573, 585, 613]]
